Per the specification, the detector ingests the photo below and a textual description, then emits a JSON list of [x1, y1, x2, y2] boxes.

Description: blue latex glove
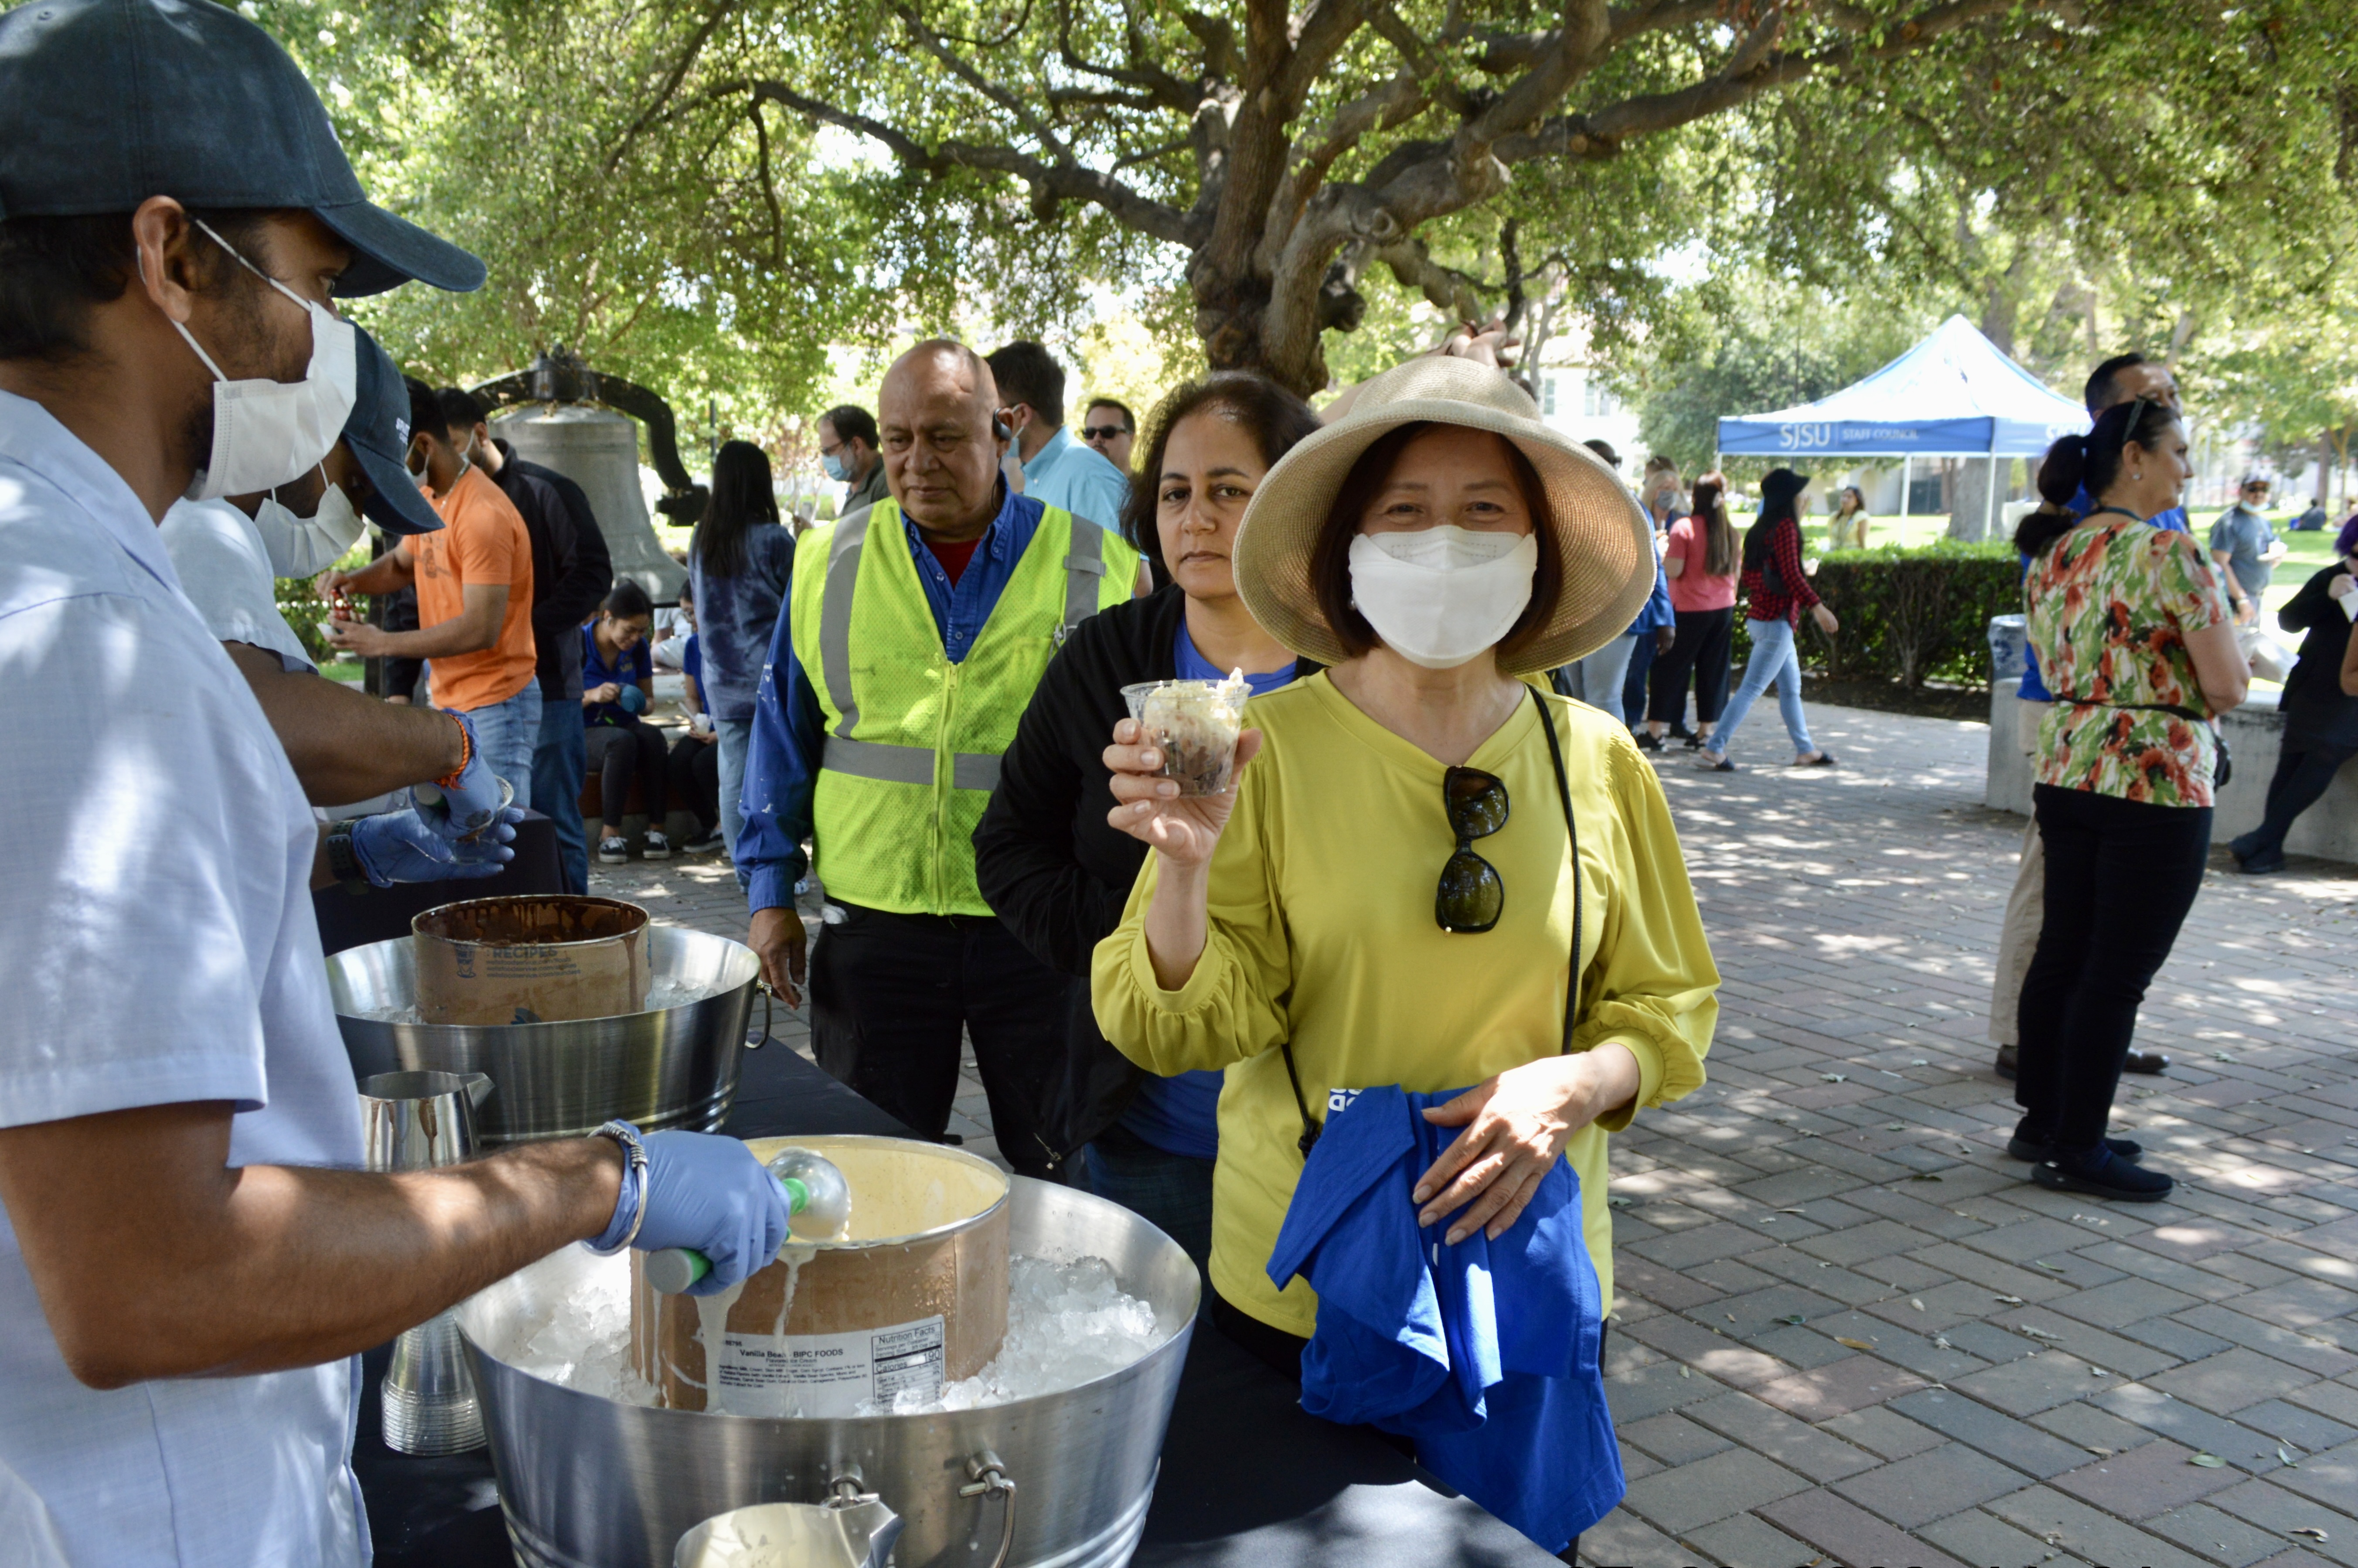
[[347, 806, 522, 887], [618, 684, 648, 715], [419, 708, 508, 839], [594, 1130, 791, 1296]]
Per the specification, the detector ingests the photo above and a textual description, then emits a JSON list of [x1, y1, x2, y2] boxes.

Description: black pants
[[2016, 784, 2211, 1151], [808, 902, 1064, 1178], [1211, 1290, 1603, 1564], [585, 718, 667, 829], [1620, 629, 1656, 727], [381, 587, 422, 700], [666, 734, 721, 830], [1646, 607, 1734, 725], [2236, 738, 2357, 859]]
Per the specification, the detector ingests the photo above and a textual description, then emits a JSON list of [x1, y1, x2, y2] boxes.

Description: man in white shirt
[[0, 5, 791, 1565]]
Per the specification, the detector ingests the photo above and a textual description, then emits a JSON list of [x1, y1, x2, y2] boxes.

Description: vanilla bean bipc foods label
[[709, 1315, 947, 1417]]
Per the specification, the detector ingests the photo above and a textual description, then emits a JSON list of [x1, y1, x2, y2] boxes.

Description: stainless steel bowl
[[328, 926, 759, 1145], [454, 1178, 1199, 1568]]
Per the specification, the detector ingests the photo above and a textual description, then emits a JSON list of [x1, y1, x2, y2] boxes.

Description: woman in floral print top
[[2010, 397, 2247, 1207], [2027, 506, 2231, 807]]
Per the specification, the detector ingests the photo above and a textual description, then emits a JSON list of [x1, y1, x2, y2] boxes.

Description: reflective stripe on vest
[[818, 503, 873, 737], [1057, 522, 1106, 646], [820, 734, 1003, 792]]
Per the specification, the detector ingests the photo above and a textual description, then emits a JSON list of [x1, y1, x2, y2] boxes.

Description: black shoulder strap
[[1278, 684, 1583, 1158], [1534, 683, 1583, 1056]]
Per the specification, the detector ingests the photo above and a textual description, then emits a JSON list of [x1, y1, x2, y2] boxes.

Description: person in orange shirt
[[327, 378, 541, 804]]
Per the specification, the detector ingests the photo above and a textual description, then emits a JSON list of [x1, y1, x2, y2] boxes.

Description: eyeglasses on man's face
[[1080, 424, 1130, 442]]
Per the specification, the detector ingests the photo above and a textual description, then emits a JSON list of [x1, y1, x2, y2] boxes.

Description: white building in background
[[1528, 347, 1651, 478]]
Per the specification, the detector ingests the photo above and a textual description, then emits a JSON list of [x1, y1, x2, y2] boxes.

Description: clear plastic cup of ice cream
[[1122, 673, 1251, 797]]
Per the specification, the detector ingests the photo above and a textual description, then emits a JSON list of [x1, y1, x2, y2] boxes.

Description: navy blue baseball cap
[[344, 321, 440, 535], [0, 0, 484, 297]]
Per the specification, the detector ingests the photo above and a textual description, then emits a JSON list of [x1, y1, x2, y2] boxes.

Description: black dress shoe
[[2032, 1145, 2173, 1202], [1994, 1045, 2017, 1081], [1634, 731, 1665, 753]]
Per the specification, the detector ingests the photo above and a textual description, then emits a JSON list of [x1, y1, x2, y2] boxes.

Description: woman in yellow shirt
[[1090, 357, 1720, 1377]]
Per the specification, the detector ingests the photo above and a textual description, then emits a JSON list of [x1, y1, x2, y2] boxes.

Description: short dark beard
[[175, 251, 292, 480]]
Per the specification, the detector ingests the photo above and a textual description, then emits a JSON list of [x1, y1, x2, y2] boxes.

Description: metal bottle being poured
[[645, 1146, 852, 1295]]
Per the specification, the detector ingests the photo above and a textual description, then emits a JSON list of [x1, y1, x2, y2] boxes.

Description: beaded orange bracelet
[[432, 710, 474, 792]]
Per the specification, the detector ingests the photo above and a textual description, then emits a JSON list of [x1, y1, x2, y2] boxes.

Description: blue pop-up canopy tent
[[1717, 314, 2089, 459], [1716, 315, 2089, 532]]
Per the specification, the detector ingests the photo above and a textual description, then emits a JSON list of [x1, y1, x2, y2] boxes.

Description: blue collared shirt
[[1021, 425, 1131, 535], [736, 487, 1048, 912], [2019, 492, 2188, 702]]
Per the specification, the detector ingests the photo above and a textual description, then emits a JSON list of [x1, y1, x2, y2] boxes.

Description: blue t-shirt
[[581, 622, 650, 727], [1117, 622, 1298, 1161], [682, 632, 702, 690]]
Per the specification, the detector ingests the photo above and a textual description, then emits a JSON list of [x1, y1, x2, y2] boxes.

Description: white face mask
[[250, 470, 366, 579], [165, 219, 358, 502], [1347, 525, 1539, 670]]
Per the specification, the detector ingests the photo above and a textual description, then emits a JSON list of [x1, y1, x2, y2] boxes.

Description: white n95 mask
[[167, 219, 358, 502], [251, 471, 365, 579], [1347, 525, 1540, 670]]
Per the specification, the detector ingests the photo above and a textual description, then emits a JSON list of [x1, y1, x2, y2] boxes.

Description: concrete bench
[[1984, 676, 2358, 865]]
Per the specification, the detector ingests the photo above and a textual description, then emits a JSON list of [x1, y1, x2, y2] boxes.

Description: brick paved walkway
[[602, 701, 2358, 1568]]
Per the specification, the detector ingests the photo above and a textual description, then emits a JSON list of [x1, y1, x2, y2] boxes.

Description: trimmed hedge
[[1727, 539, 2019, 689]]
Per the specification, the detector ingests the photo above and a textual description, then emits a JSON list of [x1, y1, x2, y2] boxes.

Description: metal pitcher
[[674, 1480, 903, 1568], [361, 1069, 492, 1171], [362, 1070, 494, 1454]]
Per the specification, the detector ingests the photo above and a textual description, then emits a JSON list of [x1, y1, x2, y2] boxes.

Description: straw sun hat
[[1232, 356, 1657, 675]]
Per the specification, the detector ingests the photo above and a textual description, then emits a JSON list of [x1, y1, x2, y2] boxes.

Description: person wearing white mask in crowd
[[160, 318, 501, 807], [1092, 356, 1719, 1562], [0, 6, 794, 1565]]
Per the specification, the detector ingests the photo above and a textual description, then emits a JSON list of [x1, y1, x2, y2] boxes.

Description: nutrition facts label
[[712, 1315, 946, 1417]]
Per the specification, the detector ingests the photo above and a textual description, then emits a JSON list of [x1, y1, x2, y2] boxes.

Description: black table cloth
[[353, 1041, 1561, 1568]]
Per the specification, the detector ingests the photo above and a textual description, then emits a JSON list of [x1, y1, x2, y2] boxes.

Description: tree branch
[[747, 98, 784, 267], [1262, 68, 1429, 265], [1373, 234, 1496, 321], [1368, 2, 1472, 115], [1476, 0, 1720, 73], [1469, 0, 1614, 143], [1281, 0, 1381, 109], [893, 3, 1072, 162], [604, 0, 740, 175], [730, 79, 1196, 245], [1492, 0, 2056, 164], [1053, 0, 1198, 112]]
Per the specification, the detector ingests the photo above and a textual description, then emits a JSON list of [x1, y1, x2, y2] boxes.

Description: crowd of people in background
[[17, 8, 2358, 1566]]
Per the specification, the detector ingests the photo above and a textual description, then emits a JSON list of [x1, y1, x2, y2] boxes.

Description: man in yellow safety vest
[[739, 340, 1140, 1175]]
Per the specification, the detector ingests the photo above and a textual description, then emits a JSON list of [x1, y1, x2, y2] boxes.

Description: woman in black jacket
[[974, 375, 1320, 1263], [2229, 534, 2358, 873]]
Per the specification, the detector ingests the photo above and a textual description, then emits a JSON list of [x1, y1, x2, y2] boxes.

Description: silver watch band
[[588, 1119, 650, 1254]]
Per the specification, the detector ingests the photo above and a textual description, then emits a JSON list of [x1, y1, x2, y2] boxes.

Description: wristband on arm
[[432, 710, 474, 792]]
